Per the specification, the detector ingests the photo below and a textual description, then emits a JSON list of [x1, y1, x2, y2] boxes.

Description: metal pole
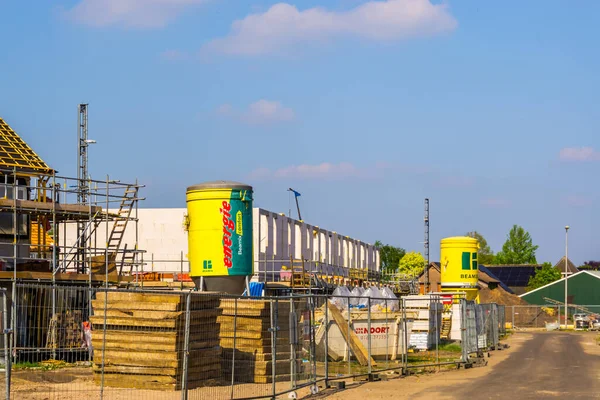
[[565, 226, 570, 329], [324, 295, 329, 387], [181, 292, 191, 400], [270, 298, 278, 399], [51, 176, 57, 361], [11, 168, 16, 364], [105, 176, 109, 289], [289, 297, 296, 390], [180, 251, 184, 291], [230, 298, 237, 400], [3, 289, 10, 400], [402, 298, 408, 373], [310, 296, 316, 388], [435, 295, 439, 369], [347, 295, 351, 377], [512, 305, 515, 330], [367, 297, 372, 375], [424, 198, 430, 293]]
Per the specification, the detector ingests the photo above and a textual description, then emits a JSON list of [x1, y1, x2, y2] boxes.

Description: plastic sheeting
[[350, 287, 365, 306], [330, 286, 352, 310]]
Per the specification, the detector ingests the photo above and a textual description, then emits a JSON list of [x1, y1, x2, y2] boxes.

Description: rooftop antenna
[[288, 188, 302, 221]]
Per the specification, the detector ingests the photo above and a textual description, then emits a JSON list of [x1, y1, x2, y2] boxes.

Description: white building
[[63, 208, 380, 279], [253, 208, 380, 282]]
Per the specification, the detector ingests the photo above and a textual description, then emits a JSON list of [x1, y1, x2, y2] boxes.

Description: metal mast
[[77, 104, 90, 273], [78, 104, 89, 204], [424, 198, 430, 293]]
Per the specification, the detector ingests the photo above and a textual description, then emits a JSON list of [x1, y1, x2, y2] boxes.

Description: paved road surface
[[440, 332, 600, 399]]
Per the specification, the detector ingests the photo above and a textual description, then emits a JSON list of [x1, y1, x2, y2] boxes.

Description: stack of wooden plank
[[219, 299, 301, 384], [90, 292, 221, 390], [46, 310, 84, 349]]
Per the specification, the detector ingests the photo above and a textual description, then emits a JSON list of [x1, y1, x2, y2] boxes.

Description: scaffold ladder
[[106, 185, 137, 254]]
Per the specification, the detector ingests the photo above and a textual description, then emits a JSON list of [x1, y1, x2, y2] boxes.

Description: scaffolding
[[0, 115, 145, 362], [0, 168, 144, 281]]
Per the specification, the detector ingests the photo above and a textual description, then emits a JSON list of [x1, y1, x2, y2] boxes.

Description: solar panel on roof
[[485, 266, 541, 287]]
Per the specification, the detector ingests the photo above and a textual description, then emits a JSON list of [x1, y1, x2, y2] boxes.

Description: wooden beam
[[326, 301, 376, 367]]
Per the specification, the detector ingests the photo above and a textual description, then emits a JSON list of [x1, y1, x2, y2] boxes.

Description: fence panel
[[7, 284, 493, 399], [498, 305, 506, 336], [479, 303, 499, 349], [510, 305, 561, 329], [461, 300, 478, 357], [10, 283, 93, 400], [0, 289, 8, 400]]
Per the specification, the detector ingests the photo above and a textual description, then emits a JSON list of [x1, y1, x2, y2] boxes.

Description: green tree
[[466, 231, 495, 265], [398, 251, 426, 277], [527, 262, 561, 290], [494, 225, 539, 264], [375, 241, 406, 274]]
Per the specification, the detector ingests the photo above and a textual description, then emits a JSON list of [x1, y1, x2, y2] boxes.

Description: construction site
[[0, 106, 593, 400]]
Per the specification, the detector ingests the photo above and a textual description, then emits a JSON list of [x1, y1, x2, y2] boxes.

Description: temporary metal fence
[[506, 305, 600, 329], [508, 305, 562, 329], [479, 304, 499, 350], [498, 305, 506, 336], [3, 284, 506, 399]]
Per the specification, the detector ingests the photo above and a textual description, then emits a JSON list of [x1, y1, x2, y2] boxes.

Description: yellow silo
[[440, 236, 479, 302]]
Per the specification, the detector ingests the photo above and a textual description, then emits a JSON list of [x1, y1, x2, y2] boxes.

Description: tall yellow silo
[[440, 236, 480, 302]]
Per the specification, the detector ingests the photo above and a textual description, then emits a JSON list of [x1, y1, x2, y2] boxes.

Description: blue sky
[[1, 0, 598, 265]]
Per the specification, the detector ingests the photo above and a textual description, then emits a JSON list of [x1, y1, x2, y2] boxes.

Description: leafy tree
[[494, 225, 539, 264], [527, 262, 561, 290], [375, 241, 406, 274], [398, 251, 426, 277], [466, 231, 495, 265], [579, 261, 600, 270]]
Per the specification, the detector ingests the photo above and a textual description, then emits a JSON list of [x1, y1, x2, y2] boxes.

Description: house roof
[[0, 117, 53, 174], [554, 256, 578, 274], [479, 265, 514, 294], [519, 270, 600, 298], [417, 262, 440, 280], [483, 265, 543, 287], [418, 262, 515, 294]]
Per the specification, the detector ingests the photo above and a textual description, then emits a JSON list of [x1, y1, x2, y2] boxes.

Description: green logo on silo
[[461, 252, 478, 270], [203, 260, 212, 270]]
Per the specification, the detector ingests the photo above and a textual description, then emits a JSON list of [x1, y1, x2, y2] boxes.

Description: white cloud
[[559, 147, 600, 162], [248, 162, 400, 180], [216, 100, 295, 125], [250, 162, 362, 180], [202, 0, 457, 56], [481, 198, 510, 208], [66, 0, 209, 28]]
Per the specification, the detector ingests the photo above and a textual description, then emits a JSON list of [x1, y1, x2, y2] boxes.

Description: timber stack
[[90, 292, 221, 390], [219, 299, 303, 384]]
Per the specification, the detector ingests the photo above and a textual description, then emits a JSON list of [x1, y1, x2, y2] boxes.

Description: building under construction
[[0, 107, 143, 361]]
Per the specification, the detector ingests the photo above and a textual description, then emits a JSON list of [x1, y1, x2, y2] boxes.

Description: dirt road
[[323, 332, 600, 400]]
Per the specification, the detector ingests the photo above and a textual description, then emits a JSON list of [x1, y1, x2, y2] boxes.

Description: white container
[[315, 310, 413, 361]]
